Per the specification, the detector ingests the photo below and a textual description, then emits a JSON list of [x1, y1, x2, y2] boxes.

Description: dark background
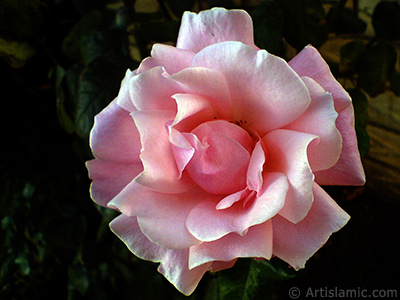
[[1, 0, 399, 299]]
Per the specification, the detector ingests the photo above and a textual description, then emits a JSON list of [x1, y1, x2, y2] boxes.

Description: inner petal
[[185, 120, 253, 195]]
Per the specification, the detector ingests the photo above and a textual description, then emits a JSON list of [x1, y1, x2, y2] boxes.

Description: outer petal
[[108, 181, 203, 249], [272, 183, 350, 270], [314, 105, 366, 185], [132, 110, 193, 193], [116, 69, 137, 112], [263, 129, 317, 224], [284, 77, 342, 172], [90, 100, 141, 163], [189, 220, 273, 269], [110, 215, 212, 296], [186, 172, 288, 241], [289, 45, 351, 113], [177, 8, 256, 53], [87, 159, 142, 207], [191, 42, 311, 135], [137, 44, 195, 75]]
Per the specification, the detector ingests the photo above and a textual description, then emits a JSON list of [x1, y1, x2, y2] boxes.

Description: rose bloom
[[87, 8, 365, 295]]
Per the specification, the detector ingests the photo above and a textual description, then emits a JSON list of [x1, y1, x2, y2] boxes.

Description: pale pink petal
[[215, 189, 248, 210], [289, 45, 351, 113], [186, 172, 288, 241], [131, 110, 193, 193], [116, 69, 137, 112], [246, 139, 267, 194], [177, 8, 256, 53], [137, 44, 195, 75], [272, 183, 350, 270], [263, 129, 317, 224], [171, 93, 216, 132], [167, 126, 195, 177], [314, 105, 366, 185], [191, 42, 311, 135], [209, 259, 237, 272], [108, 181, 204, 249], [129, 66, 179, 111], [110, 215, 212, 296], [285, 77, 342, 172], [169, 67, 233, 122], [90, 100, 141, 163], [86, 159, 142, 207], [185, 121, 252, 195], [189, 220, 273, 269]]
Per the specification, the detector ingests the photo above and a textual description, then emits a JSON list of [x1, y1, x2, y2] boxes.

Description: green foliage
[[349, 89, 370, 157]]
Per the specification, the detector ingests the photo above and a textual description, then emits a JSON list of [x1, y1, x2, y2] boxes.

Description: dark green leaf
[[68, 263, 90, 295], [340, 40, 365, 76], [327, 6, 367, 35], [250, 2, 284, 56], [278, 0, 327, 51], [372, 1, 400, 41], [216, 258, 297, 300], [349, 89, 370, 157], [75, 56, 136, 138], [390, 69, 400, 96], [357, 42, 397, 97]]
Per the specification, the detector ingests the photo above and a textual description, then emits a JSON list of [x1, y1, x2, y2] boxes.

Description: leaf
[[250, 2, 284, 56], [327, 6, 367, 35], [68, 263, 90, 295], [390, 69, 400, 96], [216, 258, 297, 300], [340, 40, 365, 76], [357, 41, 397, 97], [278, 0, 327, 51], [349, 89, 370, 157], [372, 1, 400, 41], [75, 56, 137, 138]]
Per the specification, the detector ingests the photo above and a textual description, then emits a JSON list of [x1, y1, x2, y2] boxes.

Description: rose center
[[185, 120, 254, 195]]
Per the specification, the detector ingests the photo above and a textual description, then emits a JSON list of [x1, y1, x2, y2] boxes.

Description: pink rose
[[86, 8, 365, 295]]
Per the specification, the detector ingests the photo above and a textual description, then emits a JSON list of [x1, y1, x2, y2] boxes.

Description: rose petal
[[169, 67, 233, 122], [115, 69, 137, 112], [90, 100, 141, 163], [177, 8, 256, 53], [246, 139, 267, 194], [284, 77, 342, 172], [191, 42, 311, 135], [209, 259, 237, 272], [129, 66, 179, 111], [87, 159, 142, 207], [131, 110, 193, 193], [110, 215, 212, 296], [263, 129, 317, 224], [168, 126, 195, 177], [136, 44, 195, 75], [171, 93, 216, 132], [289, 45, 351, 113], [189, 220, 273, 269], [272, 183, 350, 270], [314, 105, 366, 185], [186, 172, 288, 241], [108, 181, 204, 249], [185, 121, 252, 195]]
